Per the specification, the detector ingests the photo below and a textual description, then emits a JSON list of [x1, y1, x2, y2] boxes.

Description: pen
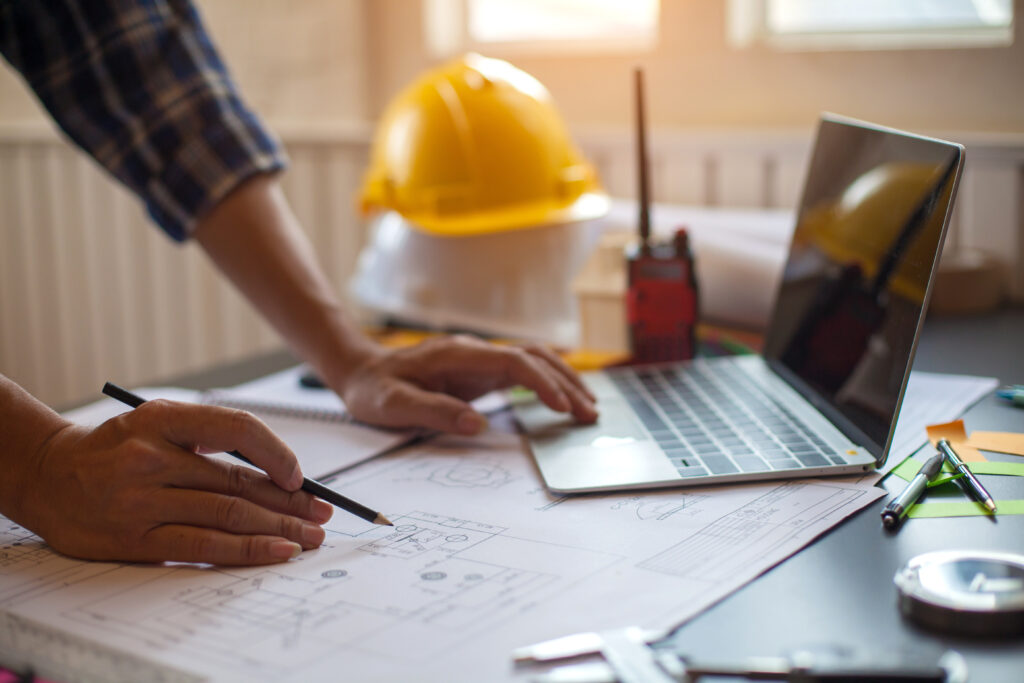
[[996, 386, 1024, 407], [881, 453, 945, 529], [102, 382, 393, 526], [299, 370, 327, 389], [937, 438, 997, 514]]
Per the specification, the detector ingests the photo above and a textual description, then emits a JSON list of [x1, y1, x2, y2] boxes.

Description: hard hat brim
[[399, 192, 611, 237]]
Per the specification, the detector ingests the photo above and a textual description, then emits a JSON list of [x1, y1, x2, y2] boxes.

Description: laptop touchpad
[[516, 396, 647, 446], [515, 397, 680, 492]]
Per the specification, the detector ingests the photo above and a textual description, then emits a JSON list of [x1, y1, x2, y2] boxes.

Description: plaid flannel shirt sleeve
[[0, 0, 287, 241]]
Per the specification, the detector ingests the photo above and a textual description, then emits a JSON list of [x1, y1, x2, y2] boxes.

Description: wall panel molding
[[2, 126, 1020, 407]]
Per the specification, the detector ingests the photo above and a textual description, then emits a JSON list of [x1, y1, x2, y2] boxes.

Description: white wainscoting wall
[[2, 123, 1022, 408]]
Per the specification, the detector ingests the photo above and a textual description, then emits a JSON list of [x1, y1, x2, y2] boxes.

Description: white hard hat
[[349, 211, 601, 346]]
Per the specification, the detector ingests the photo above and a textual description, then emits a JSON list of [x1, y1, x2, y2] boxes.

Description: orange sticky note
[[926, 419, 987, 462], [965, 431, 1024, 457]]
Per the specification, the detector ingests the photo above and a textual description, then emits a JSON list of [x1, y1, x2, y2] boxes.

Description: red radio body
[[626, 229, 698, 363]]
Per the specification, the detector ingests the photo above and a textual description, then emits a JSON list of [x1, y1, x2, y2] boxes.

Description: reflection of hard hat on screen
[[803, 162, 952, 302], [358, 53, 609, 235]]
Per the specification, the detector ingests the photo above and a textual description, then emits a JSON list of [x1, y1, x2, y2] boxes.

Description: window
[[729, 0, 1014, 50], [425, 0, 659, 56]]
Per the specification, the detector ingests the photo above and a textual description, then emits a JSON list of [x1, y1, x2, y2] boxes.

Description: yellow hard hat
[[801, 161, 953, 302], [359, 53, 609, 236]]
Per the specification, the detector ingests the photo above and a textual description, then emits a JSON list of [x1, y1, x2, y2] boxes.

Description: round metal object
[[895, 550, 1024, 637]]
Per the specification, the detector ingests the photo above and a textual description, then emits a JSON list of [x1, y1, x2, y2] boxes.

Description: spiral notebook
[[61, 368, 418, 481], [200, 366, 418, 480]]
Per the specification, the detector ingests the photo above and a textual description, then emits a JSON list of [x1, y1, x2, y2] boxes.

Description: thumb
[[378, 383, 487, 435]]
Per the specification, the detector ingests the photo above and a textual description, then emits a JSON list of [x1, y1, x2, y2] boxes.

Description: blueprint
[[0, 411, 884, 682]]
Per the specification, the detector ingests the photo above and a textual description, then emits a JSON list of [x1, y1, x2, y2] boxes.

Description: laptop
[[514, 114, 964, 493]]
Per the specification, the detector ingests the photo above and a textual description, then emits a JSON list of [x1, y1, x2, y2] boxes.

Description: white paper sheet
[[0, 411, 883, 683], [203, 365, 508, 478], [881, 371, 998, 475]]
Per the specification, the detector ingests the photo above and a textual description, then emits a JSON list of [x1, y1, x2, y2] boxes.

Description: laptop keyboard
[[607, 360, 851, 478]]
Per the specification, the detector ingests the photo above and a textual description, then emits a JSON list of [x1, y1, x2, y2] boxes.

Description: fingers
[[374, 381, 487, 435], [132, 400, 304, 490], [33, 409, 335, 568], [143, 525, 304, 566], [523, 344, 598, 423], [171, 454, 333, 524], [358, 335, 599, 430], [153, 488, 326, 551], [524, 344, 597, 402], [463, 343, 598, 424]]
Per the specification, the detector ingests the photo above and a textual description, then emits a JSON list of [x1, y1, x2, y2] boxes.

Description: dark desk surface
[[166, 308, 1024, 680], [662, 308, 1024, 679]]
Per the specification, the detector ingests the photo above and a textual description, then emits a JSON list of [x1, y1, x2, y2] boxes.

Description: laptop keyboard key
[[732, 455, 772, 472], [794, 452, 830, 467], [759, 449, 791, 460], [700, 455, 738, 474], [769, 457, 801, 470], [676, 466, 709, 477]]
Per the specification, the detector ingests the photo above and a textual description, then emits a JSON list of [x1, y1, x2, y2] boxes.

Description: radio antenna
[[635, 67, 651, 253]]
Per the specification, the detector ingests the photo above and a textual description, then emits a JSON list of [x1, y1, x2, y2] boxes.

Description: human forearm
[[193, 174, 380, 388], [0, 374, 71, 523], [194, 175, 598, 433]]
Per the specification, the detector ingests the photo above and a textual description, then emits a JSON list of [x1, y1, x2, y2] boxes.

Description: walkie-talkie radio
[[625, 69, 698, 364]]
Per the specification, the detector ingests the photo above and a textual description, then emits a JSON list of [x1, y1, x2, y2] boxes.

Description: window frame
[[727, 0, 1014, 51], [424, 0, 659, 58]]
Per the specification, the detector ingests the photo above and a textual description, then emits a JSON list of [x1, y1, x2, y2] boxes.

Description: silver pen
[[882, 453, 944, 529], [937, 438, 997, 514]]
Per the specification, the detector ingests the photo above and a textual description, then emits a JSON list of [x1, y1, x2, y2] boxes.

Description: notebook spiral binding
[[201, 392, 357, 425]]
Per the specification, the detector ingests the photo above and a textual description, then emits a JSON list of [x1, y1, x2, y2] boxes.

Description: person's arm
[[0, 373, 331, 564], [193, 175, 598, 435], [0, 0, 595, 568], [0, 1, 336, 565], [1, 0, 597, 432]]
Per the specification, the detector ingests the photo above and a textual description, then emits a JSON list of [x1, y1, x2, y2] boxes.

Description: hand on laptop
[[337, 334, 598, 434]]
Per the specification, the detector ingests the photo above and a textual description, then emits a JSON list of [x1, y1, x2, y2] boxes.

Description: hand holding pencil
[[8, 385, 380, 566], [102, 383, 392, 527]]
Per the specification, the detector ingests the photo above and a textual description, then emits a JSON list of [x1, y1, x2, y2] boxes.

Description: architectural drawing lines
[[3, 510, 623, 680], [637, 483, 868, 580]]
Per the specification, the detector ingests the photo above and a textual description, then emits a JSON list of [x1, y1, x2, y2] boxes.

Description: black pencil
[[102, 382, 393, 526]]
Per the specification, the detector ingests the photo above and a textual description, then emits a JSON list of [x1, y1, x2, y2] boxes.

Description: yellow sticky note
[[965, 431, 1024, 457], [561, 349, 630, 372], [926, 419, 987, 462]]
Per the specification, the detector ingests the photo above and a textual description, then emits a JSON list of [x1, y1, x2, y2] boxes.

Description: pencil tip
[[375, 514, 394, 526]]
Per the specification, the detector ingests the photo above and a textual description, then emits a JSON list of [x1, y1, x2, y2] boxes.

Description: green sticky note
[[888, 456, 961, 487], [890, 457, 923, 481], [968, 461, 1024, 477], [889, 456, 1024, 484], [506, 386, 538, 405], [907, 499, 1024, 518], [889, 455, 1024, 518]]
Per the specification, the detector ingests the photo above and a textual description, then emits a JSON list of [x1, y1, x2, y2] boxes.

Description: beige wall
[[0, 0, 371, 129], [5, 1, 1020, 134], [2, 0, 1023, 407], [368, 0, 1024, 135]]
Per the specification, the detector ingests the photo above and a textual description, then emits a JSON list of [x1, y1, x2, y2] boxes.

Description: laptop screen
[[762, 115, 963, 463]]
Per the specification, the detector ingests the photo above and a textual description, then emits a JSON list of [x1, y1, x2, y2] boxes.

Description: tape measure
[[895, 550, 1024, 636]]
